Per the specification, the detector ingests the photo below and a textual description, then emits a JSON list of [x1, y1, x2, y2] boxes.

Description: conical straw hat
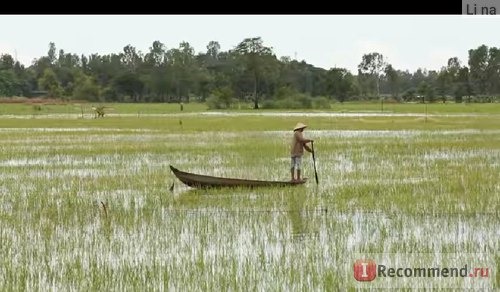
[[293, 122, 307, 131]]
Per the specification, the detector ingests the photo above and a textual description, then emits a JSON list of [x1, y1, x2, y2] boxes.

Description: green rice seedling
[[0, 107, 498, 290]]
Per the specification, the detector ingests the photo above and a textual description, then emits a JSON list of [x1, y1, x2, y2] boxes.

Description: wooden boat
[[170, 165, 307, 189]]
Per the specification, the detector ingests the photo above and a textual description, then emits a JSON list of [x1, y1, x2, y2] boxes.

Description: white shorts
[[291, 156, 302, 170]]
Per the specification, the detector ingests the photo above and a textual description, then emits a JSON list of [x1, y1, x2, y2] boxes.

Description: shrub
[[206, 86, 235, 109], [313, 96, 331, 109], [206, 95, 222, 109], [262, 100, 277, 109]]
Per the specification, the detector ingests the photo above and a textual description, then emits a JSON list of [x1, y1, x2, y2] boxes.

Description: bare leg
[[291, 167, 295, 181], [297, 169, 301, 181]]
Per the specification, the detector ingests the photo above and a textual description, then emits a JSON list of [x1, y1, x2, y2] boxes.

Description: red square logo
[[353, 259, 377, 281]]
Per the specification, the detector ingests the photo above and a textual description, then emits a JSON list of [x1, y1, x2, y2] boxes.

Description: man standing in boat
[[290, 122, 314, 182]]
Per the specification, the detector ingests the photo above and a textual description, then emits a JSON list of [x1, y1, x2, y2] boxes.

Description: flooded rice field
[[0, 126, 498, 290]]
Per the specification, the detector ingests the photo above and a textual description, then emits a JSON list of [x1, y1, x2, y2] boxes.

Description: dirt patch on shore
[[0, 97, 88, 105]]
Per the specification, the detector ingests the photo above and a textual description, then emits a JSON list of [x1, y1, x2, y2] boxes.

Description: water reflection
[[287, 191, 306, 238], [170, 186, 328, 243]]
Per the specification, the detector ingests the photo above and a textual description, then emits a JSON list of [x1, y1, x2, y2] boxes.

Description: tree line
[[0, 38, 499, 109]]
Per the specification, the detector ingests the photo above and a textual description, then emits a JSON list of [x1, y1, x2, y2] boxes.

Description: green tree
[[73, 74, 100, 101], [456, 67, 472, 102], [47, 42, 57, 65], [325, 68, 355, 102], [384, 64, 400, 99], [56, 50, 80, 68], [142, 41, 168, 101], [0, 70, 19, 96], [446, 57, 461, 79], [358, 52, 386, 96], [233, 37, 275, 109], [486, 47, 500, 94], [87, 53, 123, 90], [0, 54, 21, 96], [38, 68, 61, 97], [81, 54, 88, 74], [402, 87, 417, 101], [417, 81, 436, 103], [444, 57, 472, 103], [166, 42, 198, 102], [435, 68, 451, 102], [356, 70, 375, 98], [468, 45, 488, 94], [277, 59, 307, 93], [121, 45, 143, 73], [214, 86, 234, 108], [206, 41, 221, 60], [195, 67, 214, 101], [0, 54, 15, 70], [144, 40, 166, 67], [411, 68, 427, 90], [111, 72, 144, 102]]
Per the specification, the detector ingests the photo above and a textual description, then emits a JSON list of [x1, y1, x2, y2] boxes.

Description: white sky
[[0, 15, 499, 74]]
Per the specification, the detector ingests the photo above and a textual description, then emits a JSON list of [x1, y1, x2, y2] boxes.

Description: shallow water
[[0, 126, 498, 290]]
